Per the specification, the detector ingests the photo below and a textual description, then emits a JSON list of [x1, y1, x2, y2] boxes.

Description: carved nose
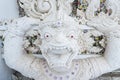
[[55, 34, 67, 43]]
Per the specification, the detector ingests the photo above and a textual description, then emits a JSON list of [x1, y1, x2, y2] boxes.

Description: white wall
[[0, 0, 19, 20], [0, 0, 19, 80]]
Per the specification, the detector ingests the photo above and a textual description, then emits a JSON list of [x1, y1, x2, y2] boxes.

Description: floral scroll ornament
[[18, 0, 74, 21], [19, 0, 53, 20], [2, 0, 120, 80]]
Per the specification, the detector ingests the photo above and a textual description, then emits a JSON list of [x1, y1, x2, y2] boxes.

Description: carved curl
[[19, 0, 53, 20]]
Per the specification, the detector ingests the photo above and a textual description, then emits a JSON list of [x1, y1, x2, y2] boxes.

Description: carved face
[[37, 22, 81, 72], [24, 20, 106, 72]]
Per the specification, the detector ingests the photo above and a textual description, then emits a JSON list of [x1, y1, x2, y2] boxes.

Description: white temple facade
[[0, 0, 120, 80]]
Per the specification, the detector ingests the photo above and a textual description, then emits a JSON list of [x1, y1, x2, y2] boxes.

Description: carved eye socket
[[45, 34, 49, 38], [44, 33, 51, 39], [70, 34, 74, 38], [67, 31, 77, 39]]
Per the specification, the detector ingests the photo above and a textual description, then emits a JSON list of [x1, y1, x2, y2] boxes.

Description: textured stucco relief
[[0, 0, 120, 80]]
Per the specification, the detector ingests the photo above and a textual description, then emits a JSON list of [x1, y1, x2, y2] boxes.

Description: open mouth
[[42, 46, 76, 72]]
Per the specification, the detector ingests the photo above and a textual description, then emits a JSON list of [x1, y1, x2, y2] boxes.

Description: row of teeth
[[44, 47, 72, 53], [47, 47, 72, 51]]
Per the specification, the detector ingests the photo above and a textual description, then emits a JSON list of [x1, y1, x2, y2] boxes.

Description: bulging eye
[[45, 34, 49, 38], [70, 34, 74, 38], [44, 33, 52, 39], [67, 30, 77, 39]]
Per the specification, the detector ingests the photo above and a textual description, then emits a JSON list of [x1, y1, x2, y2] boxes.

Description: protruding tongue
[[47, 55, 72, 72], [51, 65, 70, 72]]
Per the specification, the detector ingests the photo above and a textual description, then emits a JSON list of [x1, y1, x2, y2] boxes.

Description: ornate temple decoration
[[18, 0, 74, 21], [0, 0, 120, 80], [19, 0, 53, 20], [24, 27, 106, 56]]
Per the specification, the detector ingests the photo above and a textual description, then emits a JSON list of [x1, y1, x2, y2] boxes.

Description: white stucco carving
[[1, 0, 120, 80], [19, 0, 74, 21]]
